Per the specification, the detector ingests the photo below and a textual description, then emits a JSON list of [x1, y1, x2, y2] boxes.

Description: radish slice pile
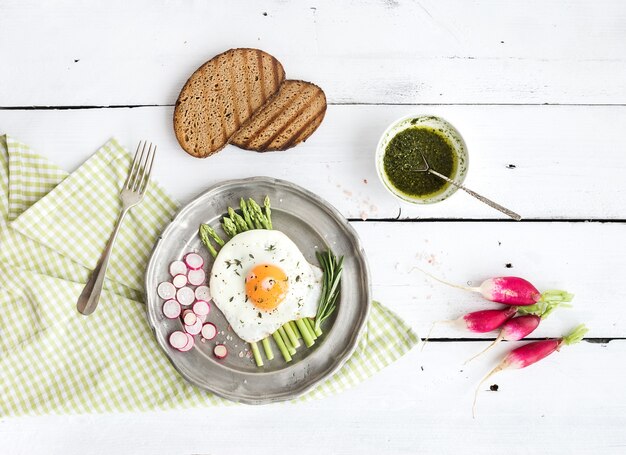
[[163, 299, 181, 319], [169, 260, 187, 277], [187, 269, 205, 286], [201, 323, 217, 340], [182, 310, 197, 326], [195, 285, 211, 301], [193, 300, 210, 316], [169, 331, 188, 350], [176, 287, 195, 306], [172, 274, 188, 288], [162, 252, 223, 356], [214, 344, 228, 359], [157, 281, 176, 299], [178, 333, 195, 352], [185, 318, 203, 335], [184, 253, 204, 270]]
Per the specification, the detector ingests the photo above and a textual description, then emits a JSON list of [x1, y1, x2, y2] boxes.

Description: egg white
[[209, 230, 322, 343]]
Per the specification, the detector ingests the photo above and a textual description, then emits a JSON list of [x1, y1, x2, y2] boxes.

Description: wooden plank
[[354, 221, 624, 338], [1, 0, 626, 106], [1, 341, 624, 454], [1, 105, 625, 219]]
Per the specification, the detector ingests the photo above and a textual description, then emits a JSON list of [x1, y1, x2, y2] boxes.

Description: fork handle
[[428, 169, 522, 221], [76, 207, 129, 315]]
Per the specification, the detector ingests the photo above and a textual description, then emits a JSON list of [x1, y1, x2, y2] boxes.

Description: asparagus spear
[[263, 195, 273, 229], [296, 319, 315, 347], [248, 198, 271, 230], [283, 322, 300, 348], [278, 326, 296, 355], [273, 331, 292, 362], [289, 320, 301, 339], [201, 223, 225, 247], [240, 198, 254, 230], [228, 207, 248, 233], [262, 337, 274, 360], [222, 217, 238, 238], [198, 225, 218, 258], [250, 342, 263, 367]]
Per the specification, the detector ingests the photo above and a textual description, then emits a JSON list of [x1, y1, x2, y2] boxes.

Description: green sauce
[[383, 126, 457, 198]]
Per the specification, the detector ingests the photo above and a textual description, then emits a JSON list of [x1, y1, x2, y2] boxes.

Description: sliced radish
[[172, 274, 188, 288], [185, 318, 203, 335], [184, 253, 204, 270], [169, 331, 188, 350], [178, 333, 195, 352], [162, 299, 181, 319], [193, 300, 210, 316], [157, 281, 176, 299], [176, 286, 195, 306], [187, 268, 206, 286], [214, 344, 228, 359], [182, 310, 197, 326], [195, 285, 211, 301], [201, 323, 217, 340], [169, 260, 188, 277], [196, 313, 207, 323]]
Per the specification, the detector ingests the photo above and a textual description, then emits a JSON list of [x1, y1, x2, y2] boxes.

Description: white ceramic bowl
[[375, 114, 469, 204]]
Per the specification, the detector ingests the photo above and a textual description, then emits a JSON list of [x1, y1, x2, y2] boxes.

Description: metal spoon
[[403, 151, 522, 221]]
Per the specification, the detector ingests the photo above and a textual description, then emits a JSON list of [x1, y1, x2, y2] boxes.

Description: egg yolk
[[245, 264, 289, 311]]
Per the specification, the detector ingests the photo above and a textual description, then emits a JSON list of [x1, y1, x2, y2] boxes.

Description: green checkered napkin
[[0, 135, 418, 416]]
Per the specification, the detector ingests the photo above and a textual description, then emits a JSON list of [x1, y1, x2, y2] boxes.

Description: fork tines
[[124, 141, 156, 194]]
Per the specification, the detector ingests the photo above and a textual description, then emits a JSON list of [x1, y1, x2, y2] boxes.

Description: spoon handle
[[428, 169, 522, 221]]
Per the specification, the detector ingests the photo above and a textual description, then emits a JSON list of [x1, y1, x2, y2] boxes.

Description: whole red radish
[[465, 298, 570, 363], [462, 307, 518, 332], [472, 324, 588, 417], [413, 267, 574, 307], [422, 306, 517, 348], [478, 277, 540, 305]]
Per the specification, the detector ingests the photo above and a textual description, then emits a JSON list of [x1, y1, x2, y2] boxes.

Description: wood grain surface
[[1, 1, 624, 454]]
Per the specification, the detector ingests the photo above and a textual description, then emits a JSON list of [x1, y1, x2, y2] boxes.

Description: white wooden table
[[1, 1, 625, 453]]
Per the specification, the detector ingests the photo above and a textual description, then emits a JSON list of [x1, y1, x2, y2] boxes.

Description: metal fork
[[76, 141, 156, 315]]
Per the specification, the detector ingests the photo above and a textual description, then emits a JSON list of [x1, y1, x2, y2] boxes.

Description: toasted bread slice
[[174, 48, 285, 158], [231, 80, 327, 152]]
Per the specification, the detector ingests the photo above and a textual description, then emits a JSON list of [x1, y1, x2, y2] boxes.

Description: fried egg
[[209, 230, 322, 343]]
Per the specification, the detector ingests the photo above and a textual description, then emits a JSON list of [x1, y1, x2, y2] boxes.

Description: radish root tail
[[420, 320, 454, 352], [409, 266, 479, 293], [472, 364, 505, 418], [464, 332, 504, 365]]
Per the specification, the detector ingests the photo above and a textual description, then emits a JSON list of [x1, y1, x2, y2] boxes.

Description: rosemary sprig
[[314, 249, 344, 336]]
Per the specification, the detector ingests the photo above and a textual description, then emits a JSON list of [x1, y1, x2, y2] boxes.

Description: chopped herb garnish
[[266, 244, 276, 252]]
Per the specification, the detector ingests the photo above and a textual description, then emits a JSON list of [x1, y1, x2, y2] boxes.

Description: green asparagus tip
[[250, 342, 264, 367]]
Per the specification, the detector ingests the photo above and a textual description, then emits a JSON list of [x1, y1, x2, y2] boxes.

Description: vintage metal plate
[[145, 177, 371, 404]]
